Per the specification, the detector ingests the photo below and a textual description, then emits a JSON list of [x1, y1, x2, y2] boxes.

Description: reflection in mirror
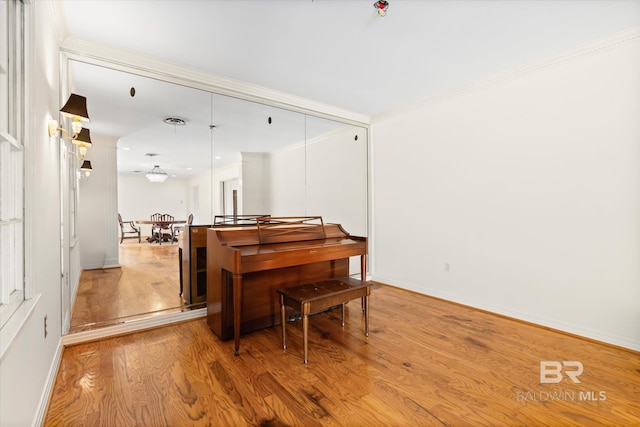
[[207, 92, 308, 220], [305, 117, 368, 235], [68, 59, 368, 334], [71, 61, 215, 333]]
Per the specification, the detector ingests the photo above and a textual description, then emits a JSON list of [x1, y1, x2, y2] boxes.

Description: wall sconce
[[48, 93, 92, 160], [48, 93, 90, 138], [71, 128, 93, 160], [374, 0, 389, 16], [80, 160, 92, 178]]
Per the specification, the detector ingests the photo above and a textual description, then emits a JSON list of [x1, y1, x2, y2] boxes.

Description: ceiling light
[[146, 165, 168, 183], [374, 0, 389, 16], [144, 153, 168, 182], [162, 117, 187, 126]]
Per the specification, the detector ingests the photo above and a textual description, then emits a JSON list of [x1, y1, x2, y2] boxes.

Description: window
[[0, 0, 26, 328]]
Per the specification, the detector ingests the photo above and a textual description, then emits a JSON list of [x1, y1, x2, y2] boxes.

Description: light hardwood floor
[[47, 282, 639, 426], [69, 240, 192, 332]]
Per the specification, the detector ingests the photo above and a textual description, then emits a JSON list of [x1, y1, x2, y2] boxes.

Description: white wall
[[306, 126, 368, 237], [371, 30, 640, 351], [117, 174, 190, 237], [267, 127, 368, 237], [269, 142, 306, 216], [0, 2, 65, 426], [241, 152, 270, 215], [187, 162, 241, 224], [79, 134, 119, 269]]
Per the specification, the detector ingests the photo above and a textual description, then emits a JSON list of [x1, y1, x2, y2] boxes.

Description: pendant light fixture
[[146, 165, 168, 183], [144, 153, 168, 183]]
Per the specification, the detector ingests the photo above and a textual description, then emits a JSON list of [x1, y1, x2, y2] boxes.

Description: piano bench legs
[[277, 276, 371, 364]]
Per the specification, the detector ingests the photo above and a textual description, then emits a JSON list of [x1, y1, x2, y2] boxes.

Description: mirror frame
[[59, 38, 371, 344]]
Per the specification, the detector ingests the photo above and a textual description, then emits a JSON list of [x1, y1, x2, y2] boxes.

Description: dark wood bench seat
[[277, 276, 371, 364]]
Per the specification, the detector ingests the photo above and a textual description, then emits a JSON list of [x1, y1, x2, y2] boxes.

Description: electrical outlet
[[445, 262, 451, 272], [44, 315, 48, 338]]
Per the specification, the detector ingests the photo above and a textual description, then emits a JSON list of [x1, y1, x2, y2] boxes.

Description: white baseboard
[[33, 338, 63, 427], [61, 307, 206, 346], [372, 275, 640, 352], [35, 309, 206, 426]]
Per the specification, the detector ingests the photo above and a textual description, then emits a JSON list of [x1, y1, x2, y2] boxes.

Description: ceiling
[[57, 0, 640, 177], [68, 60, 346, 178]]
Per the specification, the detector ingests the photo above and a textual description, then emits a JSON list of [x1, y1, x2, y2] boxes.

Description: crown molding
[[373, 27, 640, 123], [44, 0, 67, 45], [60, 37, 369, 127]]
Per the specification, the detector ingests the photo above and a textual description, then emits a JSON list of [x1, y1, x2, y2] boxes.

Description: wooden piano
[[206, 216, 367, 355]]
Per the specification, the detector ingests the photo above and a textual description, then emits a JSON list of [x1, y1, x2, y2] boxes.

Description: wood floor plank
[[49, 259, 640, 426], [70, 242, 185, 332]]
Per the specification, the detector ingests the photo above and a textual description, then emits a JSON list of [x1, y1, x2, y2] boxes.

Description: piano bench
[[277, 276, 371, 364]]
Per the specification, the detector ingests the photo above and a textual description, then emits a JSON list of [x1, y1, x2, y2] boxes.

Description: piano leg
[[361, 254, 367, 312], [280, 294, 287, 350], [233, 273, 243, 356], [365, 294, 369, 337], [302, 307, 309, 364]]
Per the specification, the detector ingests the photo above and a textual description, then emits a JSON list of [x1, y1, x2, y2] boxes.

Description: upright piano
[[206, 216, 367, 355], [179, 215, 269, 305]]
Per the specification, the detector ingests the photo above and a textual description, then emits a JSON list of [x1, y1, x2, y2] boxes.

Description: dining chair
[[150, 212, 163, 239], [157, 213, 176, 244], [118, 213, 141, 244], [174, 213, 193, 236]]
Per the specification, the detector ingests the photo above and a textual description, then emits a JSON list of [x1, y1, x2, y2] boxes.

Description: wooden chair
[[118, 213, 141, 244], [150, 212, 163, 239], [174, 213, 193, 236], [157, 213, 176, 244]]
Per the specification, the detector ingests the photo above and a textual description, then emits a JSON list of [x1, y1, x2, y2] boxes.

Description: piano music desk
[[277, 276, 370, 364]]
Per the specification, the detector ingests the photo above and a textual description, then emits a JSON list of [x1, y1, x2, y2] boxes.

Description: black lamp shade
[[60, 94, 90, 122], [80, 160, 92, 171], [73, 128, 92, 147]]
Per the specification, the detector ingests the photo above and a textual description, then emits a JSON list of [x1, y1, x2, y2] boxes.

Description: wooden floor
[[69, 240, 190, 332], [47, 283, 639, 426]]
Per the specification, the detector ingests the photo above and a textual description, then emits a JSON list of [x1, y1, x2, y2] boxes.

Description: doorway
[[222, 178, 240, 219]]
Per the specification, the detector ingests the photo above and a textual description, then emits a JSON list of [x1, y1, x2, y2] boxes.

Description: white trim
[[373, 26, 640, 122], [82, 262, 119, 271], [59, 37, 370, 127], [373, 275, 640, 352], [0, 289, 24, 329], [0, 131, 21, 149], [44, 0, 67, 45], [33, 337, 64, 427], [61, 307, 206, 346], [101, 258, 120, 269], [42, 309, 206, 425]]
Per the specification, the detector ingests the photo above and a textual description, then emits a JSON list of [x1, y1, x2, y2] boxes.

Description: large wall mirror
[[64, 57, 368, 335]]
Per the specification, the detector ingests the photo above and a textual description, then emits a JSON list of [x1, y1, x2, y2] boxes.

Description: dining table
[[136, 219, 187, 244]]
